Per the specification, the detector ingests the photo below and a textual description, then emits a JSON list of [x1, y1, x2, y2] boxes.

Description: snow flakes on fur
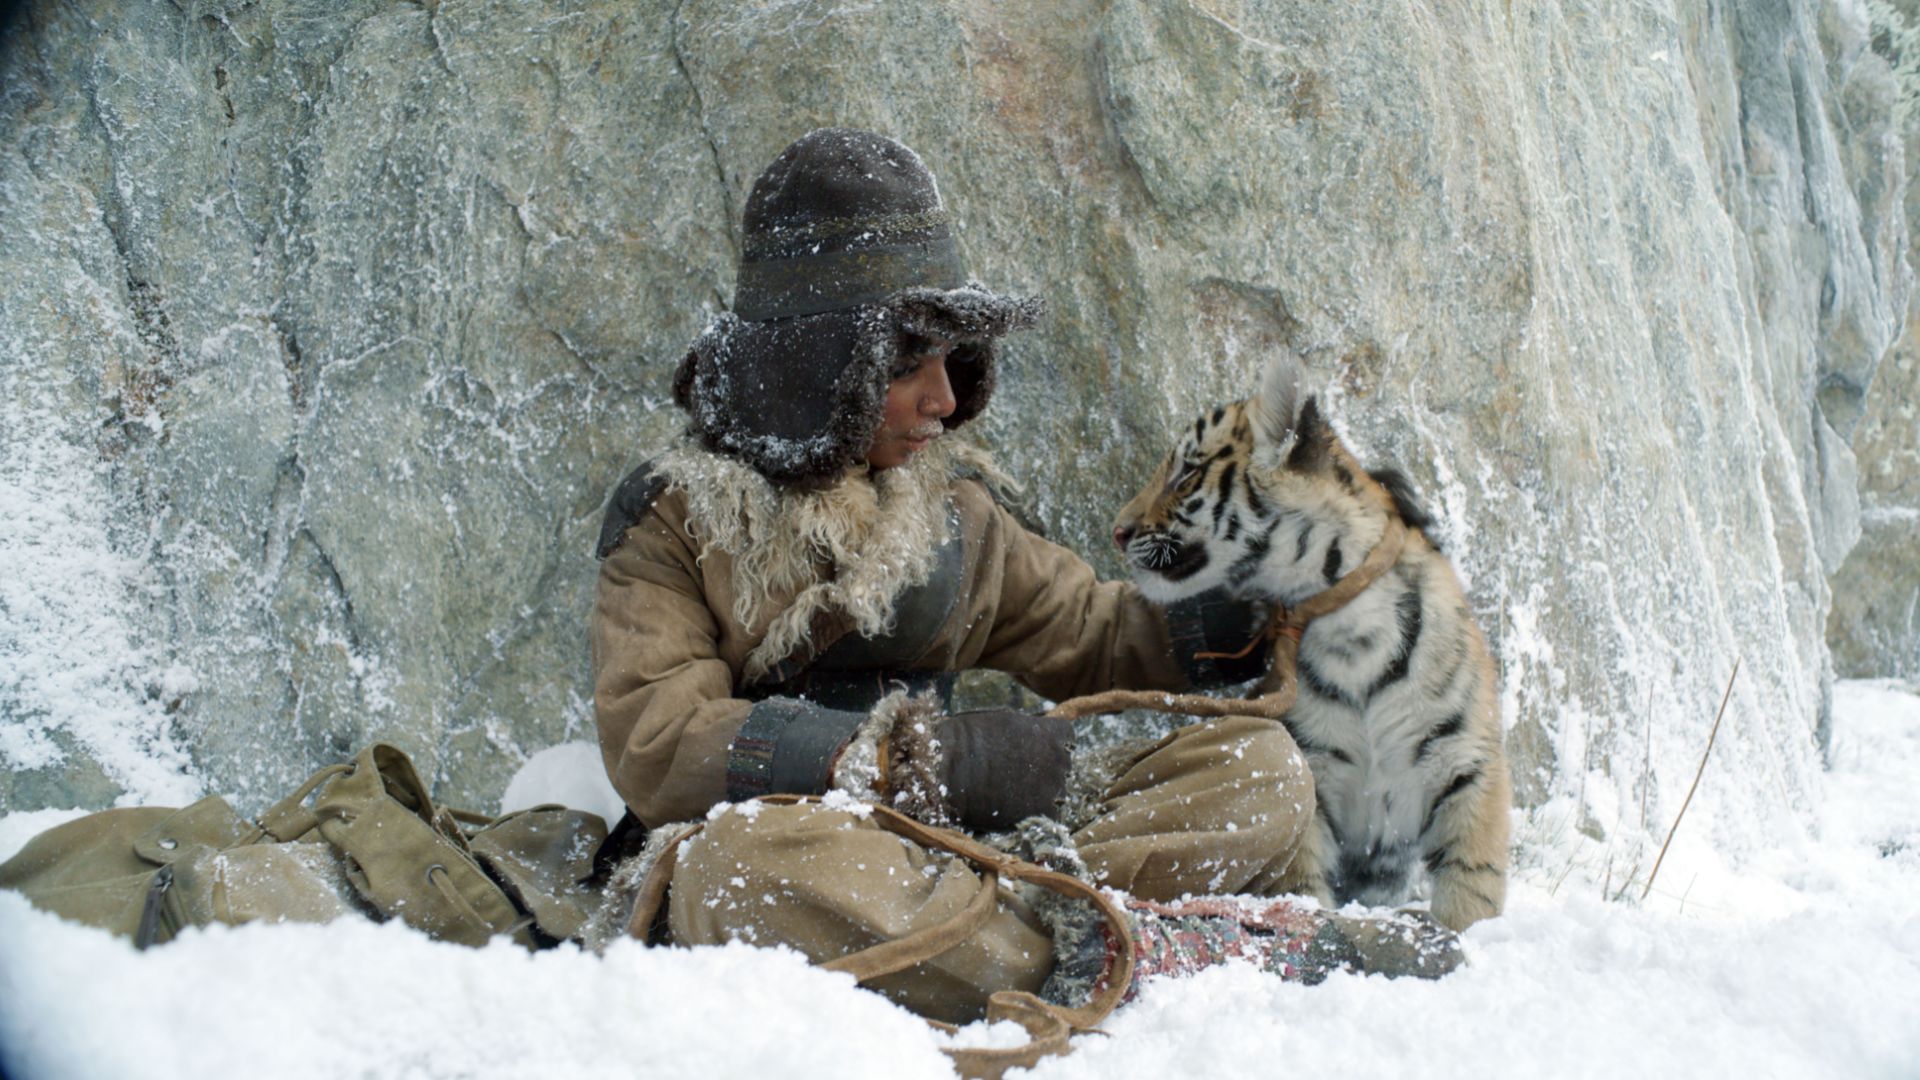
[[579, 821, 701, 954], [888, 286, 1043, 341], [671, 285, 1042, 485], [1057, 736, 1163, 833], [825, 690, 956, 827], [881, 695, 952, 828], [828, 690, 912, 803], [672, 306, 895, 486], [652, 437, 1005, 683]]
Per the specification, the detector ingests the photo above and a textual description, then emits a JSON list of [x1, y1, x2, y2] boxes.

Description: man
[[591, 129, 1448, 1021]]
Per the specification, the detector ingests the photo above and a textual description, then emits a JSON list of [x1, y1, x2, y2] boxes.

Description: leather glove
[[891, 708, 1075, 832]]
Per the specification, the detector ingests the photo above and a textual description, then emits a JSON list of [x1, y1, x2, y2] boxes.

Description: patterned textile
[[1043, 892, 1462, 1009], [1120, 895, 1325, 993], [1044, 893, 1330, 1009]]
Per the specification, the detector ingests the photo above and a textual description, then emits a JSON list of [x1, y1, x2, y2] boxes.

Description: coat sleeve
[[590, 502, 752, 828], [966, 489, 1273, 701], [591, 495, 875, 827], [970, 495, 1194, 702]]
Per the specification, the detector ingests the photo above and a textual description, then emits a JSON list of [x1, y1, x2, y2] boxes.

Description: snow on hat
[[672, 128, 1042, 486]]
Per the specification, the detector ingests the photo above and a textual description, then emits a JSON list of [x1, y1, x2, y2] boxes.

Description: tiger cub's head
[[1113, 351, 1424, 605]]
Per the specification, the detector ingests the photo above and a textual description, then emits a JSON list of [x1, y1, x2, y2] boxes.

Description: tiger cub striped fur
[[1112, 352, 1509, 930]]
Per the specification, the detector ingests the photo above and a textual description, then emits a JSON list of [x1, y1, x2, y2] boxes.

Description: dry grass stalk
[[1639, 684, 1654, 830], [1611, 857, 1641, 902], [1641, 658, 1741, 903]]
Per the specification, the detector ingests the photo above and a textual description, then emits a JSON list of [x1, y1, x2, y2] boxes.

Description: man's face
[[865, 336, 957, 470]]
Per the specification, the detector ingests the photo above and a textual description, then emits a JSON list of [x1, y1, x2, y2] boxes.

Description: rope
[[620, 512, 1414, 1077], [623, 795, 1138, 1080], [1046, 517, 1408, 722]]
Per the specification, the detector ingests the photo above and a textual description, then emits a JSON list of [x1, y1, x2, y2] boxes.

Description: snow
[[2, 681, 1916, 1079], [0, 353, 202, 807], [498, 740, 625, 829], [0, 917, 952, 1080]]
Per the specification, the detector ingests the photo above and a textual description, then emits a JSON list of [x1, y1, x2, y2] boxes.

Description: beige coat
[[591, 470, 1194, 827]]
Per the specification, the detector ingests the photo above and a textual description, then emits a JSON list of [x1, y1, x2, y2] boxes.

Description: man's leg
[[1073, 715, 1314, 901], [667, 802, 1054, 1024]]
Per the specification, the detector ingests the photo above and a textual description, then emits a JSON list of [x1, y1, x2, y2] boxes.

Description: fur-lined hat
[[672, 128, 1042, 486]]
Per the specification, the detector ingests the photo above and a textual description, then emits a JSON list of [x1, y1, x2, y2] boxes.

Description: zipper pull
[[134, 864, 176, 950]]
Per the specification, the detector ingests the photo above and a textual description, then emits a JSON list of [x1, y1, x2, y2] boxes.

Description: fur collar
[[652, 436, 1011, 681]]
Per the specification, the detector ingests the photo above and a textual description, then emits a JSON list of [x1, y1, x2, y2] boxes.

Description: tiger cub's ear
[[1253, 351, 1333, 473], [1252, 350, 1303, 448]]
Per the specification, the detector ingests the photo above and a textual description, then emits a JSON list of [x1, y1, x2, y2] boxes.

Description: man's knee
[[1076, 716, 1315, 899], [1207, 716, 1315, 845], [665, 799, 1053, 1023], [668, 801, 868, 947], [1118, 715, 1314, 843]]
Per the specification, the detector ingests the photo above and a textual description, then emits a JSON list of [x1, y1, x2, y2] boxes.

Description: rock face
[[1830, 1, 1920, 679], [1832, 338, 1920, 679], [0, 1, 1908, 864]]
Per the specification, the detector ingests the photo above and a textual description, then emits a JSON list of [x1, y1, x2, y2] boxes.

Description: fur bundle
[[654, 436, 1012, 682]]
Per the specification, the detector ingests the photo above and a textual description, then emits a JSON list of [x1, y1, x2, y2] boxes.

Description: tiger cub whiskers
[[1111, 351, 1510, 931]]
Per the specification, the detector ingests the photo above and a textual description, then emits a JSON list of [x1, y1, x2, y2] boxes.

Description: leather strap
[[1291, 517, 1408, 622], [622, 794, 1137, 1079], [250, 763, 354, 843], [1046, 516, 1408, 723], [821, 864, 1001, 982], [625, 824, 704, 944]]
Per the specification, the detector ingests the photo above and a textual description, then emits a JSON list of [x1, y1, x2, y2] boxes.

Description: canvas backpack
[[0, 743, 608, 949]]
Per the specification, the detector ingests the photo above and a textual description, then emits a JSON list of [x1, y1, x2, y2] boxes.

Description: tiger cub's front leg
[[1420, 753, 1512, 932], [1271, 808, 1338, 909]]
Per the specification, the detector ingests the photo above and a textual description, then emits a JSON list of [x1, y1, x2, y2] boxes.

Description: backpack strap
[[595, 461, 669, 559], [310, 744, 531, 946], [252, 762, 354, 843]]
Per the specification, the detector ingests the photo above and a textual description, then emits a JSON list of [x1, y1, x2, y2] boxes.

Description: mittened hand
[[899, 708, 1074, 833]]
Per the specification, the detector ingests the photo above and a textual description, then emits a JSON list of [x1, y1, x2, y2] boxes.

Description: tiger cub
[[1112, 351, 1509, 931]]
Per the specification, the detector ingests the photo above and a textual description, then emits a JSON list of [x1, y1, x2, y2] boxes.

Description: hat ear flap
[[943, 340, 996, 428], [672, 347, 699, 412]]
